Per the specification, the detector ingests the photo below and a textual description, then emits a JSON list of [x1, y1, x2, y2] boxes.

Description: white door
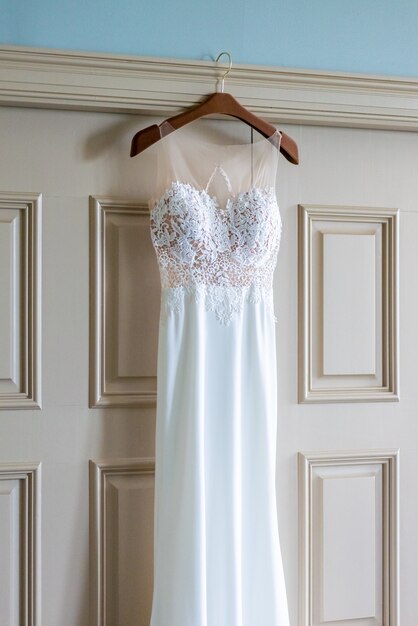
[[0, 104, 415, 625]]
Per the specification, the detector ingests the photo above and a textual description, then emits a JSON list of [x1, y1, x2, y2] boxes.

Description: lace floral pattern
[[160, 284, 276, 326], [150, 181, 282, 325]]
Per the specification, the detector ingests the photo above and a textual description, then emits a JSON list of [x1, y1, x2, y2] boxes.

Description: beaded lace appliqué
[[150, 181, 282, 325]]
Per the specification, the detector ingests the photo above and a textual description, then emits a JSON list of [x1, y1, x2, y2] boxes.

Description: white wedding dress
[[148, 119, 290, 626]]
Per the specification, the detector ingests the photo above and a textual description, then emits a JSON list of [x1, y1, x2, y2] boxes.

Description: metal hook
[[215, 51, 232, 93]]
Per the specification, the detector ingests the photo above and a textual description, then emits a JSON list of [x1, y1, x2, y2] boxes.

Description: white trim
[[89, 457, 155, 626], [298, 204, 399, 404], [1, 45, 418, 128], [89, 196, 157, 408], [0, 461, 42, 626], [0, 192, 42, 410], [298, 449, 400, 626]]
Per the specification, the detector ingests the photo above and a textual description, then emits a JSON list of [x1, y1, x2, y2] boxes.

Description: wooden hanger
[[130, 53, 299, 165]]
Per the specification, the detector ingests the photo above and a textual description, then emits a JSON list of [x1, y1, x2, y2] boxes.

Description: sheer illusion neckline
[[151, 123, 281, 212], [160, 120, 281, 151]]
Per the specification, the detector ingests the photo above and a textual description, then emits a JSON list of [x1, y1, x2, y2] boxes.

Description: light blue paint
[[1, 0, 417, 77]]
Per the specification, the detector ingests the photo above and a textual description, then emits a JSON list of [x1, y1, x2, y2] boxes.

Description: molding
[[89, 457, 155, 626], [1, 45, 418, 129], [89, 196, 158, 408], [0, 192, 42, 410], [0, 461, 41, 626], [298, 204, 399, 403], [298, 449, 400, 626]]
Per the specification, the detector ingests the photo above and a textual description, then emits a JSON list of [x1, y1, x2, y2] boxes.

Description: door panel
[[0, 106, 416, 624]]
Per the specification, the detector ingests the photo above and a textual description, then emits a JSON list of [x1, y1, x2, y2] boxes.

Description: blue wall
[[1, 0, 417, 77]]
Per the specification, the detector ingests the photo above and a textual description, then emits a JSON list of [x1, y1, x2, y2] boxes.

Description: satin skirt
[[149, 288, 290, 626]]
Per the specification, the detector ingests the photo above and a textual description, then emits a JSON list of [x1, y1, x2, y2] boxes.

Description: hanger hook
[[215, 51, 232, 93]]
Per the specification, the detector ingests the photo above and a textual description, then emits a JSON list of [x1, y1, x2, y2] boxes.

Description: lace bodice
[[149, 123, 282, 324]]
